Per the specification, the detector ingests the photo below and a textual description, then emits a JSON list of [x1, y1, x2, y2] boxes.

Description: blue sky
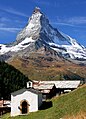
[[0, 0, 86, 47]]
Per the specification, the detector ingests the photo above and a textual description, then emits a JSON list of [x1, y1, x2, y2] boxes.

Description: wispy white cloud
[[31, 0, 58, 7], [36, 1, 50, 6], [56, 16, 86, 25], [0, 23, 5, 27], [32, 0, 50, 6], [73, 0, 86, 5], [0, 27, 22, 32], [0, 16, 27, 26], [0, 7, 28, 17], [51, 16, 86, 28], [51, 22, 75, 27], [66, 17, 86, 25], [0, 14, 26, 33], [0, 17, 10, 22]]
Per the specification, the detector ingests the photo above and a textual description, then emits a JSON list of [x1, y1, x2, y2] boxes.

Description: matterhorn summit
[[0, 7, 86, 63], [16, 7, 42, 43]]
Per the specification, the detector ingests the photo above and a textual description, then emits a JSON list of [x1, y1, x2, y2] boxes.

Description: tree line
[[0, 61, 29, 99]]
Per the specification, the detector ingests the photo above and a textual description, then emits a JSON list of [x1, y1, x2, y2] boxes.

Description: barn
[[11, 88, 42, 117], [34, 83, 56, 99], [38, 80, 80, 94], [27, 80, 80, 96]]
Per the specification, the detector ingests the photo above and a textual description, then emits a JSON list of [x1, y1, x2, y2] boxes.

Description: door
[[21, 101, 28, 114]]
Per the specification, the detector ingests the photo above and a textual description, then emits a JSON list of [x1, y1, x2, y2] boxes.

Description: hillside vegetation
[[2, 85, 86, 119], [9, 53, 86, 81], [0, 61, 29, 99]]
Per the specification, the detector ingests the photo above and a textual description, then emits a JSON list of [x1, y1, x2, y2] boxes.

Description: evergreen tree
[[0, 61, 29, 99]]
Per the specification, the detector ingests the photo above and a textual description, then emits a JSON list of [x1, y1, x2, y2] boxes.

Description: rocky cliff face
[[0, 7, 86, 63]]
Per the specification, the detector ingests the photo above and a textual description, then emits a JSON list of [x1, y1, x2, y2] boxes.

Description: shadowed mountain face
[[0, 7, 86, 81]]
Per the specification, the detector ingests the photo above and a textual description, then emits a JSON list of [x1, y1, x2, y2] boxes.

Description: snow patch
[[0, 37, 35, 54]]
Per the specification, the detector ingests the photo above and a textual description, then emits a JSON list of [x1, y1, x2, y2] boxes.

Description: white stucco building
[[11, 88, 42, 117]]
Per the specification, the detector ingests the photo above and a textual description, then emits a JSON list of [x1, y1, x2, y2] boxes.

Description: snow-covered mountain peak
[[28, 7, 42, 24], [33, 7, 41, 14], [27, 7, 49, 31], [0, 8, 86, 62], [16, 8, 46, 43]]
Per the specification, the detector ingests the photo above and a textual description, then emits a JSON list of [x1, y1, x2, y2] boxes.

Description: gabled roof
[[11, 88, 41, 96], [34, 83, 55, 90], [36, 80, 80, 89]]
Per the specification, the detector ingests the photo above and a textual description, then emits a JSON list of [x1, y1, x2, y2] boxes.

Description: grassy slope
[[8, 54, 86, 81], [2, 85, 86, 119]]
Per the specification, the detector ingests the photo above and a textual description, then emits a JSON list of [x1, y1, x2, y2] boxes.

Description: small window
[[29, 82, 31, 86]]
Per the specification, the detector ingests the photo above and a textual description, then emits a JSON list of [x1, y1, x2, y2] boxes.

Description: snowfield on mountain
[[0, 7, 86, 62]]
